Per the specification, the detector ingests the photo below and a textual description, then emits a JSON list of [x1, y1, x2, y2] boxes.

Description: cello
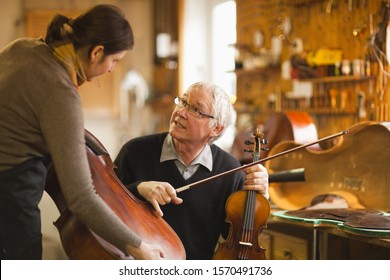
[[44, 130, 185, 259], [261, 111, 319, 158], [212, 129, 271, 260], [231, 111, 318, 164]]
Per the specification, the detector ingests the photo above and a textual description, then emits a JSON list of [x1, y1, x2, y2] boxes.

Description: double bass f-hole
[[213, 128, 271, 260]]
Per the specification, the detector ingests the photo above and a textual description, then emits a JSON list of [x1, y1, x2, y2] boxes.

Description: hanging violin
[[212, 128, 271, 260]]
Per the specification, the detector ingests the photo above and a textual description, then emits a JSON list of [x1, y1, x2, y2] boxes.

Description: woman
[[0, 4, 164, 260]]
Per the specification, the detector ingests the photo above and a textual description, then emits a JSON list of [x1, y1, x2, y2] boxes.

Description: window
[[211, 0, 236, 96]]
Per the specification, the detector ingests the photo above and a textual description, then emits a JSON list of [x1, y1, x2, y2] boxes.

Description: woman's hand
[[126, 241, 165, 260]]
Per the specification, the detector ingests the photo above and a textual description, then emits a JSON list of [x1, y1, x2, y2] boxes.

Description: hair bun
[[66, 18, 74, 26]]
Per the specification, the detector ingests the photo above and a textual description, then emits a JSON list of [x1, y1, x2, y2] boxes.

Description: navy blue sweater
[[114, 133, 245, 260]]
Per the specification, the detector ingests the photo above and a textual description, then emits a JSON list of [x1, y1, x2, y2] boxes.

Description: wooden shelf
[[284, 0, 321, 6], [231, 66, 280, 77], [231, 68, 265, 76], [298, 75, 376, 84], [305, 108, 357, 115]]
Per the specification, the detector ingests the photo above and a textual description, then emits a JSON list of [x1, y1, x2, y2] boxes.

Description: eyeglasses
[[174, 96, 215, 119]]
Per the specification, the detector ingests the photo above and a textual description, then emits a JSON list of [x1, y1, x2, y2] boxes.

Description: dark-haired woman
[[0, 4, 164, 260]]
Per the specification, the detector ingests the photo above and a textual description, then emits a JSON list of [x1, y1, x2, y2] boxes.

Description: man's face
[[169, 88, 218, 148]]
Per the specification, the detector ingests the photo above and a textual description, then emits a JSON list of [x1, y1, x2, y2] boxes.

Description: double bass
[[266, 121, 390, 211], [45, 130, 185, 260]]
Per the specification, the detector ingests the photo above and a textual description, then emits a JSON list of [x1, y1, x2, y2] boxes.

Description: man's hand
[[137, 181, 183, 216], [243, 164, 269, 199]]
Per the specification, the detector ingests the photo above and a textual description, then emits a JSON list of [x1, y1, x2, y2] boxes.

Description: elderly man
[[115, 81, 269, 260]]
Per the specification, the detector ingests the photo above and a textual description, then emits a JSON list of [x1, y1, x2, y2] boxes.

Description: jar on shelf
[[341, 60, 351, 75]]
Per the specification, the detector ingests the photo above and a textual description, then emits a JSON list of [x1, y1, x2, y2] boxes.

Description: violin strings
[[239, 190, 256, 259]]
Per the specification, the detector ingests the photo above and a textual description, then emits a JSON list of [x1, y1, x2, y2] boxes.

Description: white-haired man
[[115, 81, 269, 260]]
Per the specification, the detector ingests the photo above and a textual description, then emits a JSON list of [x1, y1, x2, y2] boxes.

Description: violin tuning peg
[[244, 140, 254, 145], [261, 139, 268, 144], [261, 148, 269, 151], [244, 149, 253, 153]]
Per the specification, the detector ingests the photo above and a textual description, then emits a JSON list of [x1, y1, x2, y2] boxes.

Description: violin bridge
[[239, 241, 253, 247]]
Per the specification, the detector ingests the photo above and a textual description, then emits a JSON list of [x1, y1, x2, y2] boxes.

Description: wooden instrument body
[[262, 111, 318, 158], [213, 129, 270, 260], [273, 209, 390, 238], [231, 111, 318, 164], [213, 190, 270, 260], [45, 130, 186, 260], [266, 121, 390, 212]]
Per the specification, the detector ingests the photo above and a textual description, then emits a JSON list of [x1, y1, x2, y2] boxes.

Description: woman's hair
[[186, 82, 233, 143], [45, 4, 134, 55]]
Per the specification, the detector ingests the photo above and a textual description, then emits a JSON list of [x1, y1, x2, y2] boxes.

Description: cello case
[[266, 121, 390, 212], [45, 130, 186, 260]]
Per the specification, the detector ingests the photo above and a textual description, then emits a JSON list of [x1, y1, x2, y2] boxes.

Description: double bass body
[[266, 121, 390, 211], [45, 130, 186, 260]]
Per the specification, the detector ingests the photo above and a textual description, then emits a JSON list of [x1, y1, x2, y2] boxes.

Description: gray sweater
[[0, 38, 141, 256]]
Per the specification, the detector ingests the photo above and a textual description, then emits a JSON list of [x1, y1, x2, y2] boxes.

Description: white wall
[[0, 0, 23, 49], [181, 0, 211, 89], [181, 0, 236, 92], [182, 0, 236, 151]]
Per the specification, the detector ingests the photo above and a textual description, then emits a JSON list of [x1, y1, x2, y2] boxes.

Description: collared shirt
[[160, 134, 213, 180]]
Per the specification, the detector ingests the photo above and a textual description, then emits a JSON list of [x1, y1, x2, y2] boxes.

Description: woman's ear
[[89, 45, 104, 63]]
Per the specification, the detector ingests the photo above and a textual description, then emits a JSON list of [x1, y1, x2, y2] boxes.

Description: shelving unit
[[234, 0, 389, 260], [234, 0, 387, 140]]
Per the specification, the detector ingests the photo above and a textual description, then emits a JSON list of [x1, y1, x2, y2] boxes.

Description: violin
[[212, 128, 271, 260], [45, 130, 186, 259]]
